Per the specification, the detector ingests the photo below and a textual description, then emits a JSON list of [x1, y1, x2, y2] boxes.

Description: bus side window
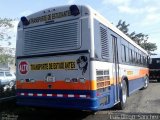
[[133, 51, 136, 64], [145, 56, 148, 66], [141, 55, 143, 65], [125, 47, 129, 63], [135, 52, 138, 64], [143, 56, 145, 66], [140, 55, 142, 65], [129, 49, 133, 63], [139, 54, 141, 65], [121, 44, 126, 62]]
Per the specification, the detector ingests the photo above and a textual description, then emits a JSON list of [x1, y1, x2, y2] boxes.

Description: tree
[[0, 18, 15, 64], [141, 42, 157, 53], [116, 20, 157, 54], [0, 47, 15, 64], [0, 18, 13, 43], [116, 20, 130, 35]]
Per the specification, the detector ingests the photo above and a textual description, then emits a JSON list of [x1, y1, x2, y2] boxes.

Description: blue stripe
[[128, 77, 145, 95], [17, 97, 99, 111]]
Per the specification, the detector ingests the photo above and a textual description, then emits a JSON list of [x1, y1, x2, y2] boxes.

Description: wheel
[[142, 76, 149, 89], [9, 80, 15, 88], [117, 80, 127, 110]]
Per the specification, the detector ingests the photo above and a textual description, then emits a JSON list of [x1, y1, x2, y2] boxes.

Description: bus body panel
[[17, 54, 90, 89], [16, 53, 99, 110], [119, 64, 149, 95]]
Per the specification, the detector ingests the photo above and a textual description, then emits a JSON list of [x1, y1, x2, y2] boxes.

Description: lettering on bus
[[29, 10, 71, 24], [127, 70, 133, 75], [30, 61, 76, 70]]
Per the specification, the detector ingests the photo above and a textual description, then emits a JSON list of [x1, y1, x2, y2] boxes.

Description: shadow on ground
[[0, 101, 95, 120]]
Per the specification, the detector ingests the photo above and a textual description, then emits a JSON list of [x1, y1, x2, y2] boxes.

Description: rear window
[[0, 72, 4, 77], [5, 72, 12, 77]]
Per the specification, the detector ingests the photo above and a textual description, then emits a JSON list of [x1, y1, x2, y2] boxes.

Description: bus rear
[[16, 5, 99, 110]]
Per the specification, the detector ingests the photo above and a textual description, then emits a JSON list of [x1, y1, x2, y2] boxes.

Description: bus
[[16, 5, 149, 111], [149, 58, 160, 82]]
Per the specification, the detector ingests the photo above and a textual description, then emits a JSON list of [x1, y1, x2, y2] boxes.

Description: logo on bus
[[76, 56, 88, 75], [19, 61, 29, 74]]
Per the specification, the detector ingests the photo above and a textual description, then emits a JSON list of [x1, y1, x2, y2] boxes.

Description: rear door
[[112, 35, 120, 102]]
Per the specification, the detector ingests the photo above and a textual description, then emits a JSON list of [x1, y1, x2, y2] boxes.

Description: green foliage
[[0, 47, 15, 64], [0, 18, 15, 64], [116, 20, 157, 54], [0, 18, 13, 27], [116, 20, 130, 35], [141, 42, 157, 52], [0, 18, 13, 42]]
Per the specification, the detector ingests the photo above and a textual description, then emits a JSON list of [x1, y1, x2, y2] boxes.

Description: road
[[120, 82, 160, 113], [0, 82, 160, 120]]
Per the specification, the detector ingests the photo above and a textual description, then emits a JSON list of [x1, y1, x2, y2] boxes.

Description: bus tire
[[117, 80, 127, 110], [142, 76, 149, 89]]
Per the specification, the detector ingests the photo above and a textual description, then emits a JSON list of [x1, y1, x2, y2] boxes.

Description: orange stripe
[[139, 68, 149, 76], [16, 80, 97, 90], [128, 68, 149, 80], [16, 69, 149, 91], [16, 76, 144, 91]]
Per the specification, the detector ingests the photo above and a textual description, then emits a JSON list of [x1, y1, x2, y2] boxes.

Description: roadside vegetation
[[116, 20, 157, 55]]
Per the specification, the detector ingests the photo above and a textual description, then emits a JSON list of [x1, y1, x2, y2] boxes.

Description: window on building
[[5, 72, 12, 77], [0, 72, 4, 77]]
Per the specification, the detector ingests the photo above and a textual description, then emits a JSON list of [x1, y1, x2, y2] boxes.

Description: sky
[[0, 0, 160, 57]]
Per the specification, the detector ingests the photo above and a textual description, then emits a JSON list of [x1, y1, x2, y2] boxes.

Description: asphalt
[[0, 82, 160, 120]]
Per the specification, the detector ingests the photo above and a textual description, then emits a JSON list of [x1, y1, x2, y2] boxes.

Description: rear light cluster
[[65, 78, 85, 83], [20, 79, 35, 83], [19, 77, 86, 83], [96, 70, 110, 93]]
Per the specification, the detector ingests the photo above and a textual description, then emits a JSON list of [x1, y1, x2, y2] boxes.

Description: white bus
[[16, 5, 149, 110]]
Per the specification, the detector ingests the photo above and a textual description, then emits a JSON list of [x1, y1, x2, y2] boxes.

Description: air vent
[[23, 20, 81, 55], [100, 25, 109, 59]]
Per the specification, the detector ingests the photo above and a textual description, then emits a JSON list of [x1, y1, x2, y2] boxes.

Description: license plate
[[47, 76, 55, 82]]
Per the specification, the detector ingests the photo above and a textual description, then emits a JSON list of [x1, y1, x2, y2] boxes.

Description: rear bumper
[[16, 89, 99, 111], [16, 85, 117, 111], [17, 96, 99, 111]]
